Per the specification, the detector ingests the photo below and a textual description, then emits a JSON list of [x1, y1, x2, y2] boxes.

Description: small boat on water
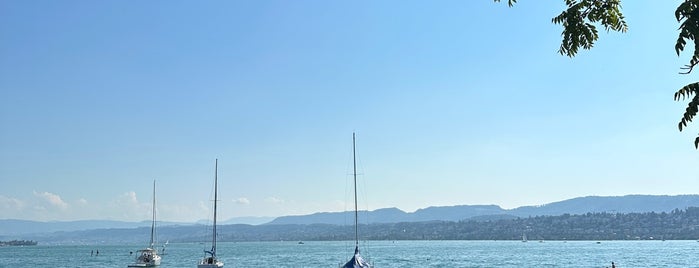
[[198, 159, 224, 268], [128, 181, 162, 267], [339, 133, 372, 268], [160, 240, 169, 255]]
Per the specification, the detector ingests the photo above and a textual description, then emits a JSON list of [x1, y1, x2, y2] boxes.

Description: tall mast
[[352, 132, 358, 250], [212, 159, 218, 256], [150, 180, 156, 248]]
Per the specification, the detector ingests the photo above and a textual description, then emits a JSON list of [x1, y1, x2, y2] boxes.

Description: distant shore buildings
[[0, 240, 38, 246]]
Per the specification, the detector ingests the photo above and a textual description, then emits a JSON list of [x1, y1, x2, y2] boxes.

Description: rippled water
[[2, 240, 699, 267]]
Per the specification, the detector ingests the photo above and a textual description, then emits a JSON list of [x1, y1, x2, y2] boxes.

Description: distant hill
[[0, 216, 273, 237], [0, 219, 158, 236], [509, 195, 699, 216], [200, 216, 275, 226], [267, 195, 699, 225], [3, 195, 699, 238], [15, 207, 699, 244]]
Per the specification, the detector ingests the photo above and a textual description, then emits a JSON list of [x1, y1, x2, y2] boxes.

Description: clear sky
[[1, 1, 698, 223]]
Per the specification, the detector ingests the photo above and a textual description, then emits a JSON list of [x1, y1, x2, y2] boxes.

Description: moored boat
[[128, 181, 162, 267], [340, 133, 373, 268], [198, 159, 224, 268]]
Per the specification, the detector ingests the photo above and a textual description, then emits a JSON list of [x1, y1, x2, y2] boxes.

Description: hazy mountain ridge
[[0, 219, 148, 236], [3, 195, 699, 238], [12, 207, 699, 245], [268, 195, 699, 225], [0, 216, 269, 236]]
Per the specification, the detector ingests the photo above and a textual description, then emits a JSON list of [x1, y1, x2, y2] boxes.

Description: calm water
[[2, 240, 699, 267]]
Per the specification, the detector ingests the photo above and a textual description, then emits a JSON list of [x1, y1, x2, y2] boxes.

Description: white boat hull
[[128, 258, 161, 267], [127, 260, 161, 267], [197, 263, 224, 268], [197, 257, 223, 268], [128, 248, 161, 267]]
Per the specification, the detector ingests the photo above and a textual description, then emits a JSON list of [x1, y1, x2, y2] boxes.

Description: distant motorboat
[[128, 181, 162, 267], [197, 159, 224, 268]]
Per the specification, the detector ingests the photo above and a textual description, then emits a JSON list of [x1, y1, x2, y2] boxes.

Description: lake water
[[2, 240, 699, 267]]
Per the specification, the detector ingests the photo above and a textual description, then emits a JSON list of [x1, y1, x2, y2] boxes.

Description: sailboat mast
[[150, 180, 156, 248], [352, 132, 358, 248], [212, 159, 218, 255]]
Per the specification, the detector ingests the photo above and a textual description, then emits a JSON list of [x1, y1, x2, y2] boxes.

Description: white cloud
[[106, 191, 151, 221], [0, 195, 24, 211], [77, 198, 88, 206], [199, 201, 209, 211], [33, 191, 68, 210], [233, 197, 250, 205], [120, 191, 139, 205], [265, 197, 284, 204]]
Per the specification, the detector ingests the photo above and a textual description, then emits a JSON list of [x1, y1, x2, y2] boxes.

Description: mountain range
[[0, 216, 274, 236], [267, 194, 699, 225], [3, 195, 699, 238]]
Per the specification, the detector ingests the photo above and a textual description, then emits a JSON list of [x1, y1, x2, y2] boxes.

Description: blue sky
[[1, 0, 698, 222]]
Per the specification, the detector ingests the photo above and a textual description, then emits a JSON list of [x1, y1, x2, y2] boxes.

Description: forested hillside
[[17, 207, 699, 244]]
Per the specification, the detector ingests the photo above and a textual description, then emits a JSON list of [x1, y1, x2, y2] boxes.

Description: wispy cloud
[[265, 197, 284, 204], [106, 191, 151, 221], [120, 191, 139, 205], [233, 197, 250, 205], [0, 195, 24, 210], [33, 191, 68, 210]]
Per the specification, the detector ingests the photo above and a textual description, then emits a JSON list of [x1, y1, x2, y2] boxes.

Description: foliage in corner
[[551, 0, 628, 57], [497, 0, 698, 149], [496, 0, 628, 56], [674, 0, 699, 149]]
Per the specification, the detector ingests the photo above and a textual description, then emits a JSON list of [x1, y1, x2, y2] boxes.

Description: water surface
[[1, 240, 697, 267]]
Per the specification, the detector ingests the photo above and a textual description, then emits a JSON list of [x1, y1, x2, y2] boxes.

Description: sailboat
[[340, 133, 372, 268], [128, 180, 162, 267], [198, 159, 224, 268]]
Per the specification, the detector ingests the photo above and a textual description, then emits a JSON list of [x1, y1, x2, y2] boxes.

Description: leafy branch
[[496, 0, 628, 57], [551, 0, 628, 57], [674, 0, 699, 148]]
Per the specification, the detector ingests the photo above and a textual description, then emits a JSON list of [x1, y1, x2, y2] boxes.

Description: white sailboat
[[340, 133, 372, 268], [198, 159, 224, 268], [128, 180, 162, 267]]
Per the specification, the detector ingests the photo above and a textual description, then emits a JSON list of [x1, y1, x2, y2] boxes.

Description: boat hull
[[127, 259, 161, 267], [127, 261, 161, 267], [128, 249, 161, 267], [197, 258, 223, 268], [197, 264, 224, 268]]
